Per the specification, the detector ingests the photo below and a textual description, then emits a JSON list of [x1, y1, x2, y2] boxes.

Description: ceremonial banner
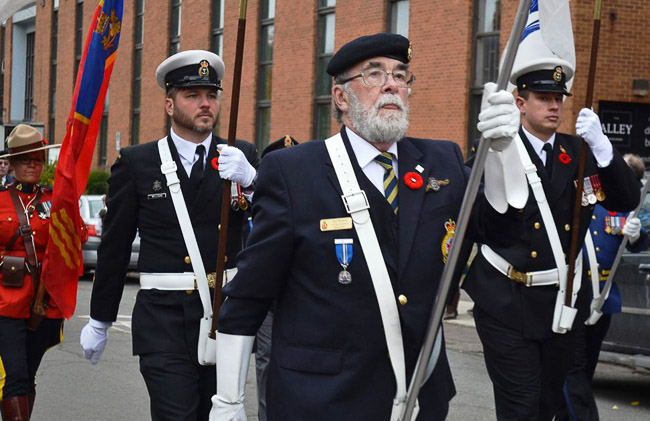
[[504, 0, 576, 91], [42, 0, 123, 318]]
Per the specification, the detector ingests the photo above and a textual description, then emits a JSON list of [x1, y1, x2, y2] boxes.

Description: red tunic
[[0, 183, 64, 319]]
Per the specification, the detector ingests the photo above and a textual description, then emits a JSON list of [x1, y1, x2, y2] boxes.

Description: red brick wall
[[334, 0, 387, 137], [220, 0, 260, 144], [139, 0, 170, 144], [53, 0, 76, 144], [3, 20, 13, 125], [409, 0, 473, 147], [271, 0, 318, 142], [34, 2, 52, 136]]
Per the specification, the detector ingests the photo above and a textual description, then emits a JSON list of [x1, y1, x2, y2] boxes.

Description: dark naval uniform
[[218, 127, 509, 421], [90, 134, 258, 418], [463, 129, 640, 420], [557, 205, 648, 420]]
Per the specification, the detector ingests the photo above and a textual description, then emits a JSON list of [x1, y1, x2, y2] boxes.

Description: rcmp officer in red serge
[[462, 59, 640, 420], [0, 124, 62, 420], [79, 50, 259, 420], [209, 33, 522, 421]]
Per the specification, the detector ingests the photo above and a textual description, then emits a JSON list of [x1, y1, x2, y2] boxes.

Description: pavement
[[30, 281, 650, 420]]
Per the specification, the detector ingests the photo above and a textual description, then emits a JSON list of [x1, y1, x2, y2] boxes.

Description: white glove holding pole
[[216, 145, 256, 188], [575, 108, 613, 167], [622, 216, 642, 243], [477, 82, 520, 151], [80, 317, 112, 364]]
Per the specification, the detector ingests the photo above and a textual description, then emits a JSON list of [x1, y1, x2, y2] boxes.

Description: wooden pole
[[565, 0, 603, 307], [210, 0, 249, 337]]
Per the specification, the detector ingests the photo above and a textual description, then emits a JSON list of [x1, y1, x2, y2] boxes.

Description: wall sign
[[599, 101, 650, 164]]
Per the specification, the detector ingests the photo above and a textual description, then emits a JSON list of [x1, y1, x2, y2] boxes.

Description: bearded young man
[[79, 50, 259, 421], [208, 33, 522, 421]]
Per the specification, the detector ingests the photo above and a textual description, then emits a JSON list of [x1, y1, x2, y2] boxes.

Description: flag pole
[[565, 0, 603, 307], [210, 0, 249, 337], [400, 0, 532, 419]]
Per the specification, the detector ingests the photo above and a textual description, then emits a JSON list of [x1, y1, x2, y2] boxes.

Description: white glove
[[477, 82, 520, 151], [575, 108, 613, 167], [623, 216, 642, 243], [209, 333, 255, 421], [80, 317, 112, 364], [216, 145, 256, 188]]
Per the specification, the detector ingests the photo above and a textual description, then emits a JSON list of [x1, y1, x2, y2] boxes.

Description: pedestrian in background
[[558, 153, 648, 420]]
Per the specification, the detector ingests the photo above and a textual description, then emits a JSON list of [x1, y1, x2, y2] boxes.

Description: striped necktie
[[374, 152, 399, 214]]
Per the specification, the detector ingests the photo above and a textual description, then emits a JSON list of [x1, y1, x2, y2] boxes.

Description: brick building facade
[[1, 0, 649, 170]]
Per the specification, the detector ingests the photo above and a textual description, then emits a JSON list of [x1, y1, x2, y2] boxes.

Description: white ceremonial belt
[[140, 272, 204, 290], [140, 273, 197, 290], [140, 270, 236, 290], [481, 245, 560, 287]]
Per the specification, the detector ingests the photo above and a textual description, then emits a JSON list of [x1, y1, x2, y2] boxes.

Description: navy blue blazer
[[463, 130, 640, 340], [91, 133, 259, 357], [219, 127, 507, 420]]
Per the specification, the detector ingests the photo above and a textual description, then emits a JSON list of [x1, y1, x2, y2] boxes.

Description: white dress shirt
[[346, 126, 399, 196], [170, 128, 212, 177], [522, 126, 556, 165]]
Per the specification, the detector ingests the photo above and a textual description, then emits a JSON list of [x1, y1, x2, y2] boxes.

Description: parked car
[[603, 190, 650, 356], [80, 194, 139, 273]]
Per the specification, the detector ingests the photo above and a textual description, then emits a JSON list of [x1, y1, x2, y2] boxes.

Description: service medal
[[584, 177, 597, 205], [589, 175, 605, 202], [335, 239, 354, 285], [239, 196, 249, 211]]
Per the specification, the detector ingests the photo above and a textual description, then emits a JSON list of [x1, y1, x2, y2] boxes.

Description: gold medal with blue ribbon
[[335, 238, 354, 285]]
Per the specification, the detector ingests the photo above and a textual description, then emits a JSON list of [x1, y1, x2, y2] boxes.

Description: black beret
[[516, 66, 572, 96], [327, 33, 412, 77], [261, 135, 299, 159]]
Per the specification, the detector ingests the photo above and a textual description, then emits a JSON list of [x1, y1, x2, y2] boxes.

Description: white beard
[[345, 88, 409, 145]]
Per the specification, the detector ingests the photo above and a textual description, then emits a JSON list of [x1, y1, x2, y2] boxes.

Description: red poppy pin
[[211, 157, 219, 170], [404, 172, 423, 189], [557, 145, 570, 164]]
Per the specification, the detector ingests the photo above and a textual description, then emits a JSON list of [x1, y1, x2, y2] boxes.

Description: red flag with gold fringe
[[41, 0, 123, 319]]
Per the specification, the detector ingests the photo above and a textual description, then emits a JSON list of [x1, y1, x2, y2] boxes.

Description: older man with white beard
[[210, 33, 520, 421]]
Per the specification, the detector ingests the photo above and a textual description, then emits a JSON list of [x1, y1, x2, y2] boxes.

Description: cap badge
[[407, 41, 413, 61], [199, 60, 210, 78], [553, 66, 563, 82], [283, 135, 292, 148]]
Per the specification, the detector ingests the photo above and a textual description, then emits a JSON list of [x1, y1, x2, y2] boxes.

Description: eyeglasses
[[15, 157, 45, 166], [340, 68, 415, 88]]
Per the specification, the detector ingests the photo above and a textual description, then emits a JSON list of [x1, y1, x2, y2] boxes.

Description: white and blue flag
[[504, 0, 576, 92]]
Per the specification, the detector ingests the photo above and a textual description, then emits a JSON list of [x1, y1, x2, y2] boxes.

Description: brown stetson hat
[[0, 124, 60, 159]]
